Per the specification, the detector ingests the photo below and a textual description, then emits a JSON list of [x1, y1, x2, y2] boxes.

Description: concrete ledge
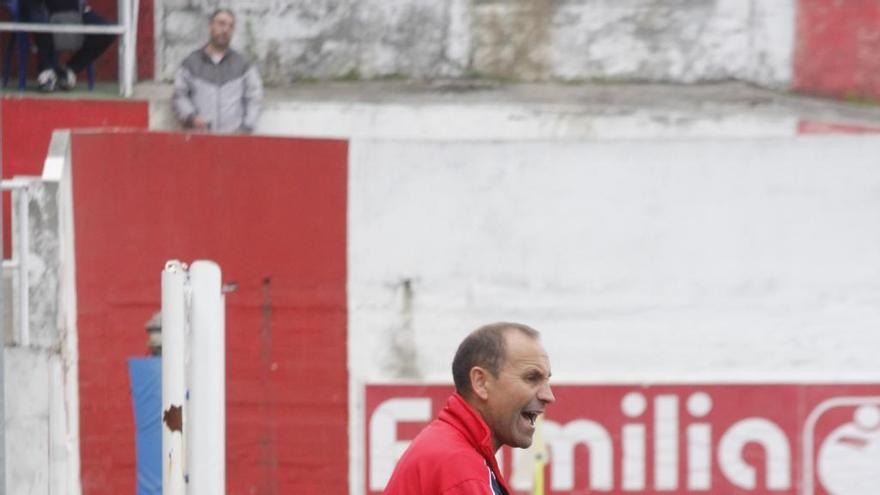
[[136, 80, 880, 139]]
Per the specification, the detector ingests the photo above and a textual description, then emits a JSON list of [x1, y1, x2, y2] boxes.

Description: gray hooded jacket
[[173, 48, 263, 133]]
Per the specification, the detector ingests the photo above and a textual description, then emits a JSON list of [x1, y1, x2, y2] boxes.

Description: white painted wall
[[147, 96, 800, 140], [3, 133, 81, 495], [155, 0, 794, 87], [5, 348, 67, 495], [255, 103, 798, 140], [347, 136, 880, 493]]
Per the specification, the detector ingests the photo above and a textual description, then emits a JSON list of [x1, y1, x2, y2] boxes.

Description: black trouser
[[21, 3, 115, 74]]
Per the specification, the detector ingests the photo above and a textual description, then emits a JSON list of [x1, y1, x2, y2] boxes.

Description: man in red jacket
[[383, 322, 556, 494]]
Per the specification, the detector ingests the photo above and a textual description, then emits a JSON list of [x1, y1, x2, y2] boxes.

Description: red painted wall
[[70, 131, 348, 494], [794, 0, 880, 99], [1, 97, 148, 255], [797, 120, 880, 134]]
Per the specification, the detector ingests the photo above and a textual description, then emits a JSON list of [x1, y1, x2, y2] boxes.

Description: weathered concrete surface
[[155, 0, 794, 87], [156, 0, 470, 83], [472, 0, 793, 85], [137, 80, 880, 139], [1, 135, 79, 495], [22, 181, 61, 350], [4, 180, 60, 349], [5, 347, 67, 495]]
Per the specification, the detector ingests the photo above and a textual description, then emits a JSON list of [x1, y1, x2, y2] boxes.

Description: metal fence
[[2, 177, 34, 347]]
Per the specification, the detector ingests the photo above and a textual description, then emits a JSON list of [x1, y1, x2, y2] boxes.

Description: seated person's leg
[[33, 33, 58, 72], [63, 8, 115, 83], [20, 0, 61, 90]]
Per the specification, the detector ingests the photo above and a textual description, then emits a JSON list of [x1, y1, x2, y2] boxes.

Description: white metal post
[[187, 260, 225, 495], [162, 260, 187, 495], [117, 0, 133, 96], [130, 0, 140, 90]]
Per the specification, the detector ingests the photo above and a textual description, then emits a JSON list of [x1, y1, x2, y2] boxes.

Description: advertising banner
[[366, 384, 880, 494]]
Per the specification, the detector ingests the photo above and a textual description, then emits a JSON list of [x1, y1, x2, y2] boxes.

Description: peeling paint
[[163, 404, 183, 433]]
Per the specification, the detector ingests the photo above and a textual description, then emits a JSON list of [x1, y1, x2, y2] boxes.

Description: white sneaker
[[37, 69, 57, 92], [58, 67, 76, 91]]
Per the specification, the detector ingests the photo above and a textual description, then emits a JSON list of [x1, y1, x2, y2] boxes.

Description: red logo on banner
[[365, 384, 880, 494]]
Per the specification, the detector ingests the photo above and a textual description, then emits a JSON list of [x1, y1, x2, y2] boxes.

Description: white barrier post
[[161, 260, 187, 495], [188, 261, 225, 495], [162, 260, 226, 495]]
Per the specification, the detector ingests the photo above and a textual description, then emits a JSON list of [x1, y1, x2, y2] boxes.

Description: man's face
[[481, 331, 555, 450], [209, 12, 235, 49]]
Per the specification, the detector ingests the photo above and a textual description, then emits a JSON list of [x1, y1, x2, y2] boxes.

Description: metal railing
[[0, 0, 140, 97], [1, 178, 32, 346]]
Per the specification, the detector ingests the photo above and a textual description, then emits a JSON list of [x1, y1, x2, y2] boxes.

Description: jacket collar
[[200, 45, 231, 64], [439, 393, 512, 494]]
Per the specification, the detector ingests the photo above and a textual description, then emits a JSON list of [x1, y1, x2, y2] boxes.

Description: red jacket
[[383, 393, 512, 495]]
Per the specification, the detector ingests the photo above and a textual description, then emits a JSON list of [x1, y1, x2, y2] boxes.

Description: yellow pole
[[532, 415, 545, 495]]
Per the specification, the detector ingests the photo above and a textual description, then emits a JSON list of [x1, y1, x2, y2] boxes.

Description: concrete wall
[[254, 102, 800, 141], [5, 348, 67, 495], [155, 0, 794, 87], [145, 81, 821, 141], [4, 177, 77, 495], [18, 181, 61, 349], [150, 101, 802, 141], [154, 0, 880, 98], [346, 136, 880, 493]]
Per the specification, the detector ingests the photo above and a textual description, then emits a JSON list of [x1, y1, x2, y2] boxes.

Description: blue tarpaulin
[[128, 357, 162, 495]]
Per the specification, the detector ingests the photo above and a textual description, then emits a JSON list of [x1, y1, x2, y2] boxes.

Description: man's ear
[[469, 366, 490, 401]]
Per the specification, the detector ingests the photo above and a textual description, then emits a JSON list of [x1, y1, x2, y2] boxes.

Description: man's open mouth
[[522, 411, 541, 426]]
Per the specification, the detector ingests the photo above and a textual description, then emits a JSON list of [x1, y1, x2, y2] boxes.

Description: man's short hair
[[210, 8, 235, 21], [451, 322, 540, 397]]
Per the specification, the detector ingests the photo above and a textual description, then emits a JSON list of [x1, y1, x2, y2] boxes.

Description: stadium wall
[[155, 0, 795, 86], [7, 99, 880, 494], [347, 137, 880, 494], [152, 0, 880, 100]]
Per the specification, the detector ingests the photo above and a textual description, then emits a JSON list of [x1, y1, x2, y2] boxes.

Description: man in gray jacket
[[173, 9, 263, 133]]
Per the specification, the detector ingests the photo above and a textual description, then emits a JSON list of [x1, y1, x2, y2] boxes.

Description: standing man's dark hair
[[384, 321, 554, 495], [210, 7, 235, 21], [452, 322, 539, 398]]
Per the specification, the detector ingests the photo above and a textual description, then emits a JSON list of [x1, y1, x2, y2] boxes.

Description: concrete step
[[135, 80, 880, 140]]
